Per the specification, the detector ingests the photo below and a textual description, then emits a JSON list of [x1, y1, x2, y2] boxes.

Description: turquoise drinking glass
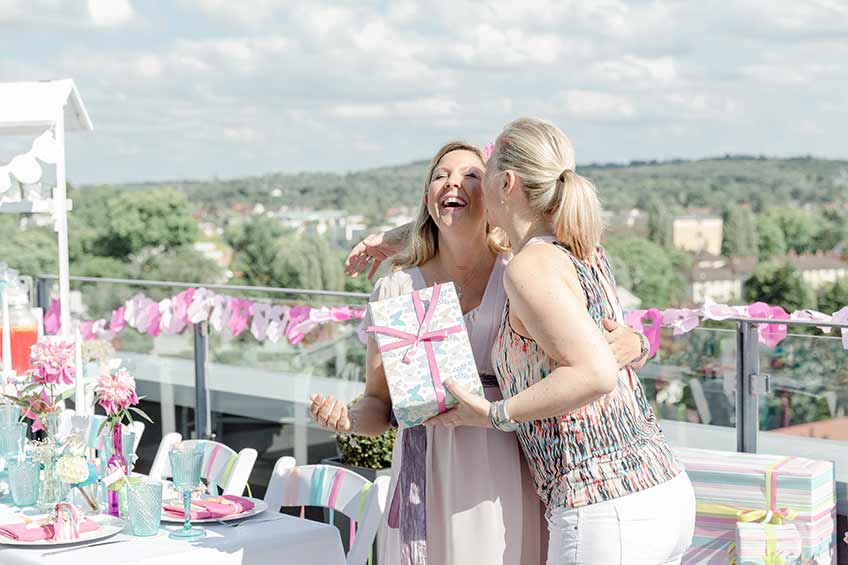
[[8, 459, 40, 507], [128, 480, 163, 537], [0, 422, 26, 476], [167, 446, 205, 540]]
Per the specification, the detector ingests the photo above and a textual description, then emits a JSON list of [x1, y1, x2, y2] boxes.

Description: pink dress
[[367, 254, 546, 565]]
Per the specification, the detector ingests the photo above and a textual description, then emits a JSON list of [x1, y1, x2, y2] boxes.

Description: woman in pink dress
[[312, 141, 648, 565]]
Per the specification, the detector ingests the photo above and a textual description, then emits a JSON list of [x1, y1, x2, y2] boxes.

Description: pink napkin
[[163, 495, 254, 520], [0, 518, 100, 541]]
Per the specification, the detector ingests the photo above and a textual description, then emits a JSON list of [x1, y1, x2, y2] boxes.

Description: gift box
[[676, 448, 836, 565], [734, 522, 802, 565], [367, 282, 482, 428]]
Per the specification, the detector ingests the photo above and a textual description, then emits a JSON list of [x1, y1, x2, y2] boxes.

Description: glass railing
[[638, 326, 738, 452], [36, 275, 369, 499], [32, 275, 848, 514]]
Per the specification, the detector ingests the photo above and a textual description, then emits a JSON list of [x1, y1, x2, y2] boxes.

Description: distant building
[[673, 211, 723, 256], [603, 208, 647, 236], [788, 252, 848, 290], [690, 256, 756, 303], [276, 209, 368, 246], [689, 252, 848, 303]]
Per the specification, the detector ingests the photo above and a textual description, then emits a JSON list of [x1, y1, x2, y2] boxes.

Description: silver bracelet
[[632, 332, 650, 366]]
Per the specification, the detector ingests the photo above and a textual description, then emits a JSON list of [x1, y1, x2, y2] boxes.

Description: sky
[[1, 0, 846, 185]]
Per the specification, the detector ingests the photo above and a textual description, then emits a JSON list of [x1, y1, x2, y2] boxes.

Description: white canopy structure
[[0, 79, 93, 383]]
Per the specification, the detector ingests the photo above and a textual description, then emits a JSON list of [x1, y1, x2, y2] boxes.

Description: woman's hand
[[310, 393, 352, 433], [423, 380, 491, 429], [602, 318, 643, 369]]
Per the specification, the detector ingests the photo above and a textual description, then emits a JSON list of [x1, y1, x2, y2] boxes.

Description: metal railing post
[[735, 321, 760, 453], [34, 276, 50, 312], [193, 321, 212, 440]]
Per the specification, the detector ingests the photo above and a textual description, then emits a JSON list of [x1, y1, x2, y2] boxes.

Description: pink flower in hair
[[95, 367, 139, 415], [29, 339, 76, 386], [484, 143, 494, 159]]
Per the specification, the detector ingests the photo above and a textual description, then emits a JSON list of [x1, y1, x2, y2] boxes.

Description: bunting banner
[[43, 288, 366, 346]]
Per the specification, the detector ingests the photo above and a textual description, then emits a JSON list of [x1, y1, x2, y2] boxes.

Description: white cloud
[[88, 0, 134, 27], [2, 0, 846, 183]]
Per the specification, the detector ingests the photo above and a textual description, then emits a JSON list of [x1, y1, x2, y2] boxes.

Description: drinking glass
[[8, 459, 40, 506], [128, 480, 163, 537], [167, 445, 205, 540]]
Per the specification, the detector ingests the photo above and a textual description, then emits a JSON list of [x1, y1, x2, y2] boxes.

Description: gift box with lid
[[367, 282, 482, 428], [676, 448, 836, 565]]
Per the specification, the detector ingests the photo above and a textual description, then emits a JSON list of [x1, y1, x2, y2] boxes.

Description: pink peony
[[95, 367, 139, 415], [29, 340, 76, 386]]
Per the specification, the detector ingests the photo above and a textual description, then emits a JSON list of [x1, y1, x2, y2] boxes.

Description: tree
[[0, 225, 57, 275], [762, 207, 816, 254], [818, 279, 848, 315], [225, 217, 286, 287], [646, 199, 673, 248], [603, 236, 688, 308], [92, 189, 199, 259], [721, 204, 758, 257], [273, 235, 344, 292], [128, 246, 224, 285], [756, 216, 787, 260], [743, 261, 816, 311], [813, 209, 848, 252]]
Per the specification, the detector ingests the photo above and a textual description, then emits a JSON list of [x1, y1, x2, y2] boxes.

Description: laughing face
[[425, 149, 486, 235]]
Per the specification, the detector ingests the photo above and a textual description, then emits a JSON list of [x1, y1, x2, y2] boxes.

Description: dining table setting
[[0, 336, 345, 564]]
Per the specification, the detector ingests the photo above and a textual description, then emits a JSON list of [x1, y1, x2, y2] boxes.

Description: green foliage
[[335, 398, 396, 470], [0, 222, 57, 275], [743, 261, 817, 311], [92, 189, 199, 259], [128, 246, 223, 285], [225, 217, 286, 287], [226, 217, 343, 291], [646, 199, 673, 247], [721, 204, 758, 257], [817, 279, 848, 314], [603, 236, 688, 308], [812, 209, 848, 251], [755, 215, 788, 260], [761, 207, 817, 254]]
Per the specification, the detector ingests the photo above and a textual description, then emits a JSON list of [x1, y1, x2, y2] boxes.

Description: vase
[[36, 413, 67, 509], [106, 423, 128, 517]]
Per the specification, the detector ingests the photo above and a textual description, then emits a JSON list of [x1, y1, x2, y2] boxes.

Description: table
[[0, 505, 346, 565]]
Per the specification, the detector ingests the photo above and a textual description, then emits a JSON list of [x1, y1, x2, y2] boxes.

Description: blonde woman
[[426, 119, 696, 565], [311, 142, 546, 565]]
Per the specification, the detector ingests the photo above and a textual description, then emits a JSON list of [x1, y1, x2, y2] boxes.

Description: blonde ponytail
[[492, 118, 602, 261]]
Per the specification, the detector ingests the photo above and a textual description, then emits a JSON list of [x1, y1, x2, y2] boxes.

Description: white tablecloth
[[0, 505, 346, 565]]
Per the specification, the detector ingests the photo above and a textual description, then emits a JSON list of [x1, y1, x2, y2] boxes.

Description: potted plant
[[321, 398, 395, 481]]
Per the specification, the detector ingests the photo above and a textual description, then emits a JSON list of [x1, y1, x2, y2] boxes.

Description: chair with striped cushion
[[264, 456, 391, 565], [147, 434, 257, 496]]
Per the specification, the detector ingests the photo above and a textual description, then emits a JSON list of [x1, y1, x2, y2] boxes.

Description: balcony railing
[[32, 274, 848, 513]]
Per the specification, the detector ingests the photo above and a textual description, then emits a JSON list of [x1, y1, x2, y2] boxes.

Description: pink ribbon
[[44, 299, 61, 334], [226, 298, 252, 337], [367, 284, 462, 415], [109, 306, 126, 333], [748, 302, 789, 348]]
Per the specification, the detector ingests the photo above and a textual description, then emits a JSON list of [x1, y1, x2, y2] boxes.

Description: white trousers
[[546, 472, 696, 565]]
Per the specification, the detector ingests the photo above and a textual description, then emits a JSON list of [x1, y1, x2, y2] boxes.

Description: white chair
[[265, 456, 391, 565], [147, 433, 257, 496]]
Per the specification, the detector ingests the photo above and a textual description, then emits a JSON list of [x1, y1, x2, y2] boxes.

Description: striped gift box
[[735, 522, 801, 565], [675, 448, 836, 565]]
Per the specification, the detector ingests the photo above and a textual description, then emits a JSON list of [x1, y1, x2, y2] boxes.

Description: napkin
[[163, 495, 254, 520], [0, 518, 100, 542]]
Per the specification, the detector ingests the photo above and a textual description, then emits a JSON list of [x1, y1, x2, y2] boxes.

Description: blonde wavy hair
[[394, 141, 509, 270], [491, 118, 603, 260]]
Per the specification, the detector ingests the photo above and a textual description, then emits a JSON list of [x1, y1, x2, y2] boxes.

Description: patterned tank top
[[492, 238, 681, 510]]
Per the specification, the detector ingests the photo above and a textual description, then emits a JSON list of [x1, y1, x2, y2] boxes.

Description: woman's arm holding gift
[[311, 336, 393, 436]]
